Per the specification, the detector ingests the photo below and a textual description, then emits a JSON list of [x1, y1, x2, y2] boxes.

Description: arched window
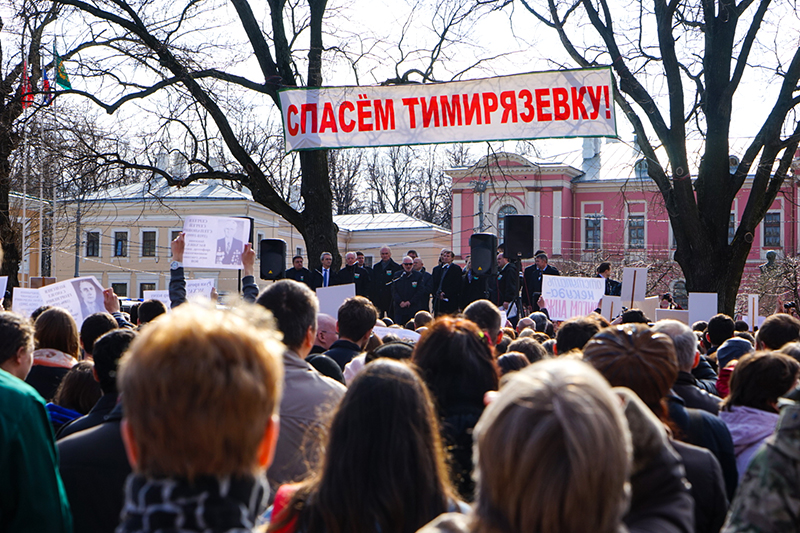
[[497, 205, 518, 238], [634, 158, 648, 179]]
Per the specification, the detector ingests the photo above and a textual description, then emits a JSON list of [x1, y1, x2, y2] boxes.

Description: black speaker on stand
[[503, 215, 534, 259], [469, 233, 498, 276], [260, 239, 286, 280]]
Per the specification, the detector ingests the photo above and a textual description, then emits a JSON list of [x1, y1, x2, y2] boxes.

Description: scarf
[[117, 474, 268, 533], [32, 348, 78, 369]]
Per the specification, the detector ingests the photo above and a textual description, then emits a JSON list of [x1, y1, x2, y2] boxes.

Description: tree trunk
[[299, 150, 340, 271]]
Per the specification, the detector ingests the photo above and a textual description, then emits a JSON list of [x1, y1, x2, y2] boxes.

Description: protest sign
[[38, 276, 106, 325], [0, 276, 7, 301], [620, 268, 647, 308], [279, 68, 617, 151], [143, 290, 171, 308], [144, 279, 215, 310], [600, 295, 622, 321], [655, 308, 690, 324], [316, 283, 356, 318], [747, 295, 759, 332], [689, 293, 718, 325], [541, 275, 605, 321], [636, 296, 660, 322], [12, 287, 44, 318], [182, 216, 251, 270], [372, 326, 421, 343]]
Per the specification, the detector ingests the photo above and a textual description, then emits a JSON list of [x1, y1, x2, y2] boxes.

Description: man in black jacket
[[597, 262, 622, 296], [392, 257, 425, 325], [285, 255, 312, 288], [432, 249, 462, 316], [370, 246, 400, 319], [324, 296, 378, 370], [310, 252, 339, 291], [338, 252, 370, 297], [495, 253, 519, 311], [522, 252, 559, 313]]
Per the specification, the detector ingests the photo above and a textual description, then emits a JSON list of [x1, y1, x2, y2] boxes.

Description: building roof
[[333, 213, 448, 232], [79, 179, 254, 203]]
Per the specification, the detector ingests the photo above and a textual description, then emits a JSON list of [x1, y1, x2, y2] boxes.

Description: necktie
[[323, 269, 328, 287]]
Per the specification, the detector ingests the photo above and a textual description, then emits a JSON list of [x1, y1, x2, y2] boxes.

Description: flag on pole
[[42, 67, 52, 105], [19, 60, 34, 109], [54, 45, 71, 89]]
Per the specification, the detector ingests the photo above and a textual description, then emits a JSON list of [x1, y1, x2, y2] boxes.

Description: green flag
[[54, 45, 71, 90]]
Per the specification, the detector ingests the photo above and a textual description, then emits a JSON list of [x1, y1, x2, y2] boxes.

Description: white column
[[553, 189, 562, 255], [453, 191, 462, 257], [533, 190, 541, 252]]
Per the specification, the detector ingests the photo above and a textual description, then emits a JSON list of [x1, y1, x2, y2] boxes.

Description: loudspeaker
[[260, 239, 286, 280], [504, 215, 534, 259], [470, 233, 498, 276]]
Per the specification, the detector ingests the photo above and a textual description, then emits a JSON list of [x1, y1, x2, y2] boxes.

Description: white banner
[[12, 287, 45, 318], [541, 275, 605, 321], [182, 216, 251, 270], [144, 279, 215, 310], [279, 68, 617, 151]]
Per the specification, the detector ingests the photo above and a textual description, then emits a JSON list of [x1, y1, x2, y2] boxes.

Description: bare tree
[[328, 149, 365, 215], [521, 0, 800, 314]]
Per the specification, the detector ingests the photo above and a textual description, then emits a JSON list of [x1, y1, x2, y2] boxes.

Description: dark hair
[[34, 308, 80, 358], [507, 337, 546, 364], [80, 312, 118, 355], [405, 319, 415, 330], [93, 328, 136, 394], [0, 312, 34, 365], [256, 279, 318, 350], [534, 253, 548, 262], [495, 335, 511, 354], [497, 352, 531, 376], [414, 311, 433, 329], [292, 255, 303, 262], [556, 315, 603, 355], [306, 354, 345, 385], [30, 305, 52, 322], [356, 251, 364, 257], [692, 321, 708, 332], [583, 324, 679, 414], [365, 341, 414, 364], [620, 308, 649, 324], [337, 296, 378, 342], [53, 361, 102, 415], [735, 331, 756, 346], [271, 360, 455, 533], [757, 313, 800, 350], [723, 352, 800, 413], [734, 320, 750, 332], [463, 299, 503, 340], [129, 303, 140, 325], [707, 314, 735, 346], [413, 317, 499, 413], [596, 262, 611, 274], [138, 299, 167, 324]]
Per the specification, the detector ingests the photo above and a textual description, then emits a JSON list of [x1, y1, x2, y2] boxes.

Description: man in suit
[[370, 246, 400, 319], [432, 248, 462, 316], [215, 220, 244, 264], [597, 262, 622, 296], [412, 257, 433, 312], [311, 252, 338, 291], [338, 252, 370, 297], [285, 255, 312, 288], [392, 257, 426, 325], [522, 252, 559, 313], [495, 252, 519, 311]]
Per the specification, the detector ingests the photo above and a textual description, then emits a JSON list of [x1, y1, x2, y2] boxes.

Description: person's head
[[344, 251, 357, 266], [53, 361, 102, 415], [596, 262, 611, 278], [320, 252, 333, 269], [406, 250, 418, 259], [722, 352, 800, 413], [30, 305, 52, 322], [534, 253, 548, 270], [734, 320, 750, 332], [659, 293, 673, 309], [735, 330, 756, 345], [80, 312, 118, 356], [0, 312, 35, 379], [620, 308, 650, 324], [555, 315, 603, 355], [306, 354, 345, 385], [652, 319, 699, 373], [756, 313, 800, 350], [497, 352, 530, 377], [412, 257, 424, 272], [530, 312, 548, 332], [292, 255, 304, 270], [583, 324, 678, 415], [414, 310, 433, 329], [337, 296, 378, 346], [93, 328, 137, 395], [284, 360, 455, 533], [34, 307, 80, 358], [78, 280, 99, 306], [365, 341, 414, 364], [380, 246, 391, 262], [119, 303, 284, 479], [463, 299, 503, 345], [256, 279, 318, 354], [439, 248, 454, 264], [507, 337, 547, 364], [401, 256, 414, 272], [137, 299, 167, 325], [706, 313, 735, 346], [413, 317, 499, 411], [516, 317, 534, 333], [356, 251, 365, 266], [315, 313, 339, 350], [497, 253, 508, 268], [472, 359, 631, 533], [692, 320, 708, 332], [716, 336, 755, 370]]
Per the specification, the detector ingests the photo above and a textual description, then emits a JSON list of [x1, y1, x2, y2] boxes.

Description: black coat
[[495, 262, 519, 306], [338, 265, 370, 297], [672, 440, 728, 533], [371, 259, 401, 312], [310, 268, 339, 291], [461, 270, 489, 309], [522, 264, 560, 309], [323, 339, 362, 371], [673, 371, 722, 415], [432, 263, 463, 316], [392, 270, 425, 323], [56, 393, 119, 440], [600, 274, 622, 296], [285, 267, 313, 288]]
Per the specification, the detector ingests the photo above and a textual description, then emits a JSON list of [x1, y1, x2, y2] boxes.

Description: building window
[[584, 216, 602, 250], [628, 215, 645, 249], [764, 212, 781, 247], [497, 205, 518, 238], [114, 232, 128, 257], [139, 283, 156, 298], [634, 158, 648, 179], [365, 255, 373, 268], [111, 283, 128, 297], [142, 231, 156, 257], [728, 213, 736, 244], [86, 232, 100, 257]]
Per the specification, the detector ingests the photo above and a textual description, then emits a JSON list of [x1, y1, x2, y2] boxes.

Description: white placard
[[634, 296, 660, 322], [182, 215, 251, 270], [500, 310, 508, 327], [279, 68, 617, 151], [0, 276, 7, 302], [601, 295, 622, 321], [747, 295, 759, 332], [316, 283, 356, 318], [186, 278, 215, 299], [620, 268, 648, 308], [655, 308, 690, 324], [142, 290, 171, 308], [12, 287, 44, 318], [689, 293, 718, 325], [37, 276, 106, 325], [541, 275, 605, 321], [372, 326, 421, 342]]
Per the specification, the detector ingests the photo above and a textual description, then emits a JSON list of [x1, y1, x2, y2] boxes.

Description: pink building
[[447, 139, 800, 305]]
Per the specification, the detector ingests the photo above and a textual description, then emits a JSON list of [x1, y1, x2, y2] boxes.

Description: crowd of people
[[4, 238, 800, 533]]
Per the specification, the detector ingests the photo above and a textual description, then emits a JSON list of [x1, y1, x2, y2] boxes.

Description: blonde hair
[[473, 359, 631, 533], [118, 303, 284, 479]]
